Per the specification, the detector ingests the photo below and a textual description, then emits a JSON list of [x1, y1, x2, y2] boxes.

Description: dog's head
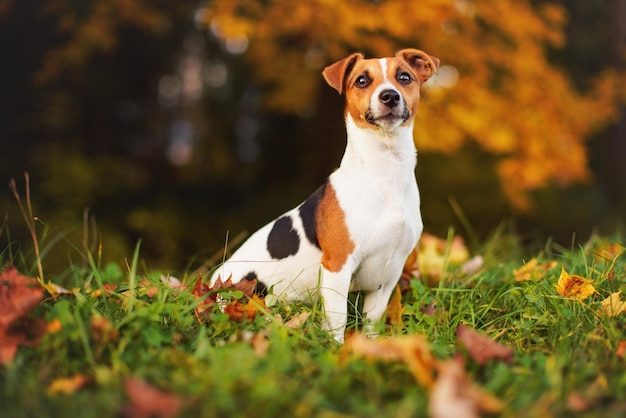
[[323, 49, 439, 132]]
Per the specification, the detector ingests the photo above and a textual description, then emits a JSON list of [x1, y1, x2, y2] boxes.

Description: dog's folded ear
[[397, 49, 440, 84], [322, 52, 364, 94]]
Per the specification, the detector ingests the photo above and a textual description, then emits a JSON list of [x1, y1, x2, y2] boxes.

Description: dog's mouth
[[364, 108, 411, 128]]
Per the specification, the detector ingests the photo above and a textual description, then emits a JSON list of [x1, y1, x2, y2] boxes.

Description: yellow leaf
[[386, 284, 404, 328], [513, 258, 558, 281], [48, 375, 89, 395], [599, 292, 626, 317], [556, 268, 596, 299], [417, 233, 470, 284], [593, 241, 625, 266]]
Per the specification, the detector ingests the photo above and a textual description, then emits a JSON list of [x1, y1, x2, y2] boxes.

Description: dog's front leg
[[320, 268, 352, 344], [361, 279, 399, 338]]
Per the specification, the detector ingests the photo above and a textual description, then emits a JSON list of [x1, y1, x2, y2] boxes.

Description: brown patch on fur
[[316, 183, 355, 272]]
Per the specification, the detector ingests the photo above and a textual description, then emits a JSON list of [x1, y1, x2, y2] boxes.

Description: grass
[[1, 216, 626, 417]]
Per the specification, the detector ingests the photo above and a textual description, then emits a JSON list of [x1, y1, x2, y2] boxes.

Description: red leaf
[[456, 325, 513, 365], [429, 356, 503, 418], [0, 265, 44, 365], [0, 265, 43, 328]]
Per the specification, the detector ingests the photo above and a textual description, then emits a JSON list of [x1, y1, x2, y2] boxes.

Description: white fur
[[211, 59, 423, 343]]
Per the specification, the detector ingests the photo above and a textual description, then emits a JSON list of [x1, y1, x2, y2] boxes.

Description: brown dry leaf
[[429, 356, 504, 418], [0, 265, 45, 365], [123, 378, 184, 418], [192, 274, 262, 320], [513, 258, 558, 282], [556, 268, 596, 299], [344, 333, 435, 388], [48, 374, 89, 395], [456, 325, 513, 365], [385, 284, 404, 328], [284, 311, 311, 329]]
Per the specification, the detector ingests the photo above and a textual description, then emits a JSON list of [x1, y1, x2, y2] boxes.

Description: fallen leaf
[[48, 375, 89, 395], [284, 311, 311, 329], [513, 258, 558, 282], [598, 292, 626, 317], [251, 332, 270, 356], [456, 325, 513, 365], [567, 392, 589, 412], [90, 316, 118, 344], [245, 294, 266, 319], [616, 341, 626, 358], [460, 255, 484, 276], [47, 318, 63, 333], [140, 278, 160, 298], [385, 284, 404, 327], [192, 274, 262, 320], [416, 233, 470, 285], [344, 333, 435, 388], [0, 265, 43, 328], [556, 268, 596, 299], [593, 241, 625, 262], [123, 378, 184, 418], [0, 265, 44, 365], [429, 356, 503, 418], [160, 275, 184, 290]]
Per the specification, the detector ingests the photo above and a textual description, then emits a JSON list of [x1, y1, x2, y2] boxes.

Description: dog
[[211, 49, 439, 343]]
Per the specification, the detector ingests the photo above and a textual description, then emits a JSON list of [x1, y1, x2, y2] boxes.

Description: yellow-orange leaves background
[[203, 0, 623, 209]]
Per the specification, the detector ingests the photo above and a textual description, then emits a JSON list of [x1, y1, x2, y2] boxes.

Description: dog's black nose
[[379, 89, 401, 107]]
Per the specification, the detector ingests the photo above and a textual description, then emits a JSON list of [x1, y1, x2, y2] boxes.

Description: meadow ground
[[1, 223, 625, 418]]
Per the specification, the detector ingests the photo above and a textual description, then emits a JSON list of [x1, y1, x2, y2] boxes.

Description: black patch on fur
[[267, 215, 300, 259], [298, 183, 326, 249], [244, 271, 268, 296]]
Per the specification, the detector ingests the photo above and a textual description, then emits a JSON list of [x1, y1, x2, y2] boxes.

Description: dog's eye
[[355, 75, 370, 88], [397, 72, 412, 85]]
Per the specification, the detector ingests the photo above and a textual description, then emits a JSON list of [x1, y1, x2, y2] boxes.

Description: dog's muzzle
[[365, 89, 410, 127]]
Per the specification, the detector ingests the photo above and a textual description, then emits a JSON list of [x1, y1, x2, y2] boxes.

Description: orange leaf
[[48, 375, 89, 395], [456, 325, 513, 365], [344, 333, 435, 388], [616, 341, 626, 358], [386, 284, 404, 327], [513, 258, 558, 281], [556, 268, 596, 299]]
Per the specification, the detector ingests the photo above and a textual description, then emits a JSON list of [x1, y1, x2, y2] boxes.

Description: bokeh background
[[1, 0, 625, 272]]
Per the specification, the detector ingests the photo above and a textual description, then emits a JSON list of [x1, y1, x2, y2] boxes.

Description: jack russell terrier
[[211, 49, 439, 343]]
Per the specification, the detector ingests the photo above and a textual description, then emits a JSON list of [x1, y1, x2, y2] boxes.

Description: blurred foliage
[[0, 0, 625, 271], [205, 0, 623, 209]]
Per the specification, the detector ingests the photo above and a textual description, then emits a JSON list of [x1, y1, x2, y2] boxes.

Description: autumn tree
[[203, 0, 622, 209]]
